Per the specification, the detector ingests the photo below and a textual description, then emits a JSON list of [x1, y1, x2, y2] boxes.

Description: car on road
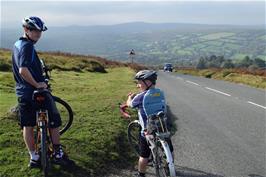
[[164, 63, 173, 72]]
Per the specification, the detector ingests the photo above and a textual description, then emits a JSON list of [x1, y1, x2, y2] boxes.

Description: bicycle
[[119, 103, 176, 177], [40, 59, 74, 135], [31, 59, 74, 176]]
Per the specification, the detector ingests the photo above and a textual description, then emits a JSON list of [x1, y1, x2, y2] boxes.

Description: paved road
[[109, 71, 265, 177], [158, 71, 265, 177]]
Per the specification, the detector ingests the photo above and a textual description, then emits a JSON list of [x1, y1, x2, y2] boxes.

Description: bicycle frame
[[36, 109, 48, 128], [39, 59, 74, 135], [34, 109, 51, 177]]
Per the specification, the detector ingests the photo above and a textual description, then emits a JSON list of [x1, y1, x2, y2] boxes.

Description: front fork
[[146, 135, 174, 170], [34, 110, 53, 156]]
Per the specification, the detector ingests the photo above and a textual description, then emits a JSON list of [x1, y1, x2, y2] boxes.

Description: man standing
[[11, 16, 73, 168]]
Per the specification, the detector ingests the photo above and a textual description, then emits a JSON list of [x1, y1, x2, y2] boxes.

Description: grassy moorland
[[0, 49, 144, 177], [175, 68, 266, 89]]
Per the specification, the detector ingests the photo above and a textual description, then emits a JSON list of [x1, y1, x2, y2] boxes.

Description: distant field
[[200, 32, 235, 40], [2, 24, 265, 65]]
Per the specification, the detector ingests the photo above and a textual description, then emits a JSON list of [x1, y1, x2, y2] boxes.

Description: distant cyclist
[[11, 16, 73, 168], [126, 70, 174, 177]]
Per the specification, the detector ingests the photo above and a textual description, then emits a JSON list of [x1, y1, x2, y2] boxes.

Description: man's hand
[[19, 67, 47, 89], [36, 82, 47, 89]]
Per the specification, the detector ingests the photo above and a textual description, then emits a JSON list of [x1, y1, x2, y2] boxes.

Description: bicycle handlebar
[[119, 103, 131, 119], [40, 59, 53, 90]]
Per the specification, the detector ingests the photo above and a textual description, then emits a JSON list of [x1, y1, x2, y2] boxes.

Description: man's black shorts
[[18, 92, 62, 128]]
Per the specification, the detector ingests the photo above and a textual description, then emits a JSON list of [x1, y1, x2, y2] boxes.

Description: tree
[[196, 57, 207, 69], [237, 56, 253, 68], [253, 58, 266, 68], [221, 59, 234, 68]]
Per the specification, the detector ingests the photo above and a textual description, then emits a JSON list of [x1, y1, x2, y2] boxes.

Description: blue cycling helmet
[[22, 16, 47, 31]]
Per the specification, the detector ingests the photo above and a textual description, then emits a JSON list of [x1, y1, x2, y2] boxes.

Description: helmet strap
[[143, 80, 152, 90], [25, 32, 37, 44]]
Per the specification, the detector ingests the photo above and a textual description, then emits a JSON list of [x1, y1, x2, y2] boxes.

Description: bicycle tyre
[[127, 120, 141, 156], [53, 96, 73, 135], [40, 126, 49, 177], [155, 140, 176, 177]]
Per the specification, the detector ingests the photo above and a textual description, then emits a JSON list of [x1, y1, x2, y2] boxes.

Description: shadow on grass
[[48, 162, 92, 177], [54, 130, 135, 177]]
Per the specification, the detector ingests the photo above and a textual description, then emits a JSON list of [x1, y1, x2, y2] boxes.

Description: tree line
[[196, 55, 265, 69]]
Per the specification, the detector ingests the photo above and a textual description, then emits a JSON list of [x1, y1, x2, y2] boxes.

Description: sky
[[1, 1, 265, 28]]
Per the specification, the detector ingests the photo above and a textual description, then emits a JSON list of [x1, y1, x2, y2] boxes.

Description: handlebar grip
[[119, 103, 131, 119]]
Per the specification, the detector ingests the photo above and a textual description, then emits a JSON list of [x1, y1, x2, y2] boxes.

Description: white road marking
[[247, 101, 266, 110], [205, 87, 231, 97], [186, 80, 200, 86], [176, 77, 184, 80]]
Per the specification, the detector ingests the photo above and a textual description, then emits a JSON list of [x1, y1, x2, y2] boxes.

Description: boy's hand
[[127, 92, 136, 99]]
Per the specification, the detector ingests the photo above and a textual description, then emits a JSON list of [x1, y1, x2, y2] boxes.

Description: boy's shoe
[[28, 158, 41, 168]]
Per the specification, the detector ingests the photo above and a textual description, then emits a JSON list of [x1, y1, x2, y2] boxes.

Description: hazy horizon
[[1, 1, 265, 29], [1, 21, 264, 30]]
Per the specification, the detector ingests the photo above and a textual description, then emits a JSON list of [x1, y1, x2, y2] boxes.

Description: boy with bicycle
[[11, 16, 73, 168], [126, 70, 174, 177]]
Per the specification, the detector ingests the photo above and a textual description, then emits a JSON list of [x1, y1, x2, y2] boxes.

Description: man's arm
[[19, 67, 47, 88]]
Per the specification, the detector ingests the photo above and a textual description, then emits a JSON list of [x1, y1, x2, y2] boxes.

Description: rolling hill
[[1, 22, 265, 65]]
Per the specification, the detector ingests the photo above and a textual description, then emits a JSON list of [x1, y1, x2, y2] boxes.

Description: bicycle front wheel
[[40, 126, 49, 177], [128, 120, 141, 156], [53, 96, 73, 135], [155, 140, 176, 177]]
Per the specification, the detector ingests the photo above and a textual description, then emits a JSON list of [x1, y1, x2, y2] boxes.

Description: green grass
[[175, 50, 192, 56], [0, 67, 139, 177], [175, 69, 266, 89], [200, 32, 235, 40]]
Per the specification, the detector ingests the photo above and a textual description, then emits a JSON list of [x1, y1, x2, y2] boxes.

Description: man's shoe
[[28, 158, 41, 168], [52, 154, 75, 166]]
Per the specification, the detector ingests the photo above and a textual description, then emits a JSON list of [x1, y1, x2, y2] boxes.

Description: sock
[[29, 151, 39, 161]]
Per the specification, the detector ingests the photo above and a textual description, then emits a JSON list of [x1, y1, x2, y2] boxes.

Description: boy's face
[[136, 80, 152, 91], [25, 27, 42, 42]]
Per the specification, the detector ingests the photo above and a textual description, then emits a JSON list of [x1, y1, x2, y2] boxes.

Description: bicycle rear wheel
[[40, 126, 49, 177], [155, 140, 176, 177], [53, 96, 73, 135], [127, 120, 141, 156]]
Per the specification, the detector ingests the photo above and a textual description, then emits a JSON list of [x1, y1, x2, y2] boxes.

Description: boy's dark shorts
[[18, 93, 62, 128], [139, 135, 174, 158]]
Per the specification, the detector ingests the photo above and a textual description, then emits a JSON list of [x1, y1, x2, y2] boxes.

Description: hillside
[[0, 49, 143, 176], [1, 22, 265, 65]]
